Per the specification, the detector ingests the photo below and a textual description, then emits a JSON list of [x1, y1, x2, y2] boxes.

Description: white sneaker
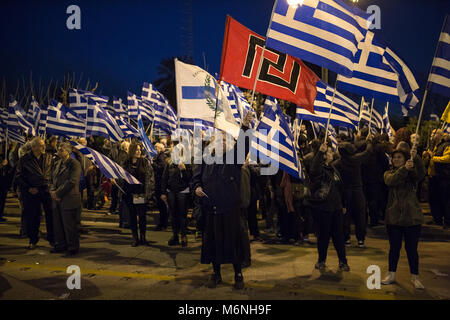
[[411, 275, 425, 290], [381, 272, 396, 285]]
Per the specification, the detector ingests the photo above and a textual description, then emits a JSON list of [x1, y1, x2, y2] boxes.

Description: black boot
[[140, 231, 150, 246], [131, 230, 139, 247], [168, 234, 179, 246]]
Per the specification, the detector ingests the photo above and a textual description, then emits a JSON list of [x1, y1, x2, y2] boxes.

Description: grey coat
[[51, 157, 82, 210]]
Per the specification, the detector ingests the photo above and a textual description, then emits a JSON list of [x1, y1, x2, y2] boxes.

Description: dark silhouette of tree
[[153, 55, 194, 113]]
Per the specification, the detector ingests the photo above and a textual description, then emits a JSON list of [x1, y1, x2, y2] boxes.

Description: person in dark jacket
[[332, 137, 373, 248], [153, 143, 169, 231], [122, 143, 155, 247], [14, 137, 55, 249], [49, 142, 82, 256], [305, 142, 350, 272], [0, 142, 14, 222], [381, 142, 426, 289], [191, 111, 253, 290], [160, 144, 192, 247]]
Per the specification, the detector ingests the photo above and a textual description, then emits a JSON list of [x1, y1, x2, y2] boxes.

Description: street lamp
[[287, 0, 304, 9]]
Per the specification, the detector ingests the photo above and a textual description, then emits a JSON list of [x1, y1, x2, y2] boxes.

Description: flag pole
[[311, 121, 317, 139], [413, 15, 447, 152], [358, 97, 364, 132], [249, 0, 278, 108], [324, 78, 339, 143], [367, 97, 375, 136]]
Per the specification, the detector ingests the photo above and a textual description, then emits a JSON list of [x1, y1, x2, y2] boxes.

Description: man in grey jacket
[[50, 142, 82, 256]]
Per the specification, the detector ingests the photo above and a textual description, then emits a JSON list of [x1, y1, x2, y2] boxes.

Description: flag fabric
[[441, 101, 450, 123], [141, 82, 177, 134], [86, 99, 124, 142], [6, 99, 21, 132], [382, 103, 394, 139], [14, 105, 36, 136], [69, 89, 109, 119], [220, 16, 319, 113], [296, 80, 359, 129], [220, 81, 257, 128], [338, 31, 420, 107], [175, 59, 241, 138], [359, 100, 383, 129], [46, 100, 86, 137], [428, 15, 450, 97], [266, 0, 371, 78], [114, 115, 139, 138], [250, 96, 304, 179], [26, 98, 39, 123], [127, 92, 154, 122], [70, 141, 141, 185], [35, 105, 48, 136], [113, 97, 128, 122], [137, 104, 157, 158]]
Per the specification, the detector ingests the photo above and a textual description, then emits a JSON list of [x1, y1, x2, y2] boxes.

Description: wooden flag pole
[[311, 121, 317, 139]]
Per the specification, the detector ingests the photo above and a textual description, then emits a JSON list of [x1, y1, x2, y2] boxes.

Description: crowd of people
[[0, 113, 449, 290]]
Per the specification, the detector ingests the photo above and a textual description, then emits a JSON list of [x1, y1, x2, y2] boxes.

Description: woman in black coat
[[191, 112, 253, 290], [305, 142, 350, 272], [122, 143, 154, 247]]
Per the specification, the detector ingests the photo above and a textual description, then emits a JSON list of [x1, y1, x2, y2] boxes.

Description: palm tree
[[153, 55, 194, 112]]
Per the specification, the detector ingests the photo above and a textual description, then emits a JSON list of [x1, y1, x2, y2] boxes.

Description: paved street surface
[[1, 196, 450, 300]]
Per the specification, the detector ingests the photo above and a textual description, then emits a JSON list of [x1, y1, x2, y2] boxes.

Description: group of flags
[[2, 0, 450, 184]]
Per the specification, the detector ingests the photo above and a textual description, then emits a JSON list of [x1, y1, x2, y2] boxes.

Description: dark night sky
[[0, 0, 449, 117]]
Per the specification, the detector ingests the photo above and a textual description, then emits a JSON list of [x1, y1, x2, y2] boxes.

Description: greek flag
[[266, 0, 371, 77], [14, 105, 35, 136], [428, 15, 450, 97], [70, 141, 141, 185], [114, 115, 139, 138], [220, 81, 257, 128], [141, 83, 177, 134], [338, 31, 420, 107], [35, 105, 47, 136], [86, 99, 124, 142], [296, 80, 359, 129], [382, 103, 394, 139], [113, 97, 128, 122], [47, 100, 86, 137], [359, 99, 383, 129], [315, 122, 338, 150], [127, 92, 154, 122], [69, 89, 109, 119], [6, 99, 21, 132], [137, 104, 157, 158], [250, 96, 304, 179], [26, 98, 39, 123]]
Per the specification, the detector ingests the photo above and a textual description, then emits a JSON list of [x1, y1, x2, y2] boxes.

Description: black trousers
[[125, 198, 147, 239], [23, 190, 54, 245], [53, 203, 80, 251], [156, 191, 169, 228], [386, 224, 421, 275], [364, 183, 384, 225], [168, 192, 188, 237], [86, 185, 95, 209], [109, 184, 119, 213], [0, 187, 7, 219], [247, 198, 260, 237], [315, 209, 347, 264], [429, 176, 450, 225], [343, 188, 367, 242]]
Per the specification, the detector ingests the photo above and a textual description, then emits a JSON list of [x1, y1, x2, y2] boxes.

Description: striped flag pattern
[[296, 81, 359, 129], [113, 97, 128, 122], [86, 99, 124, 142], [46, 100, 86, 137], [137, 104, 157, 158], [70, 141, 141, 185], [428, 15, 450, 97], [127, 92, 154, 122], [250, 97, 304, 179], [266, 0, 371, 77], [14, 105, 36, 136], [69, 89, 109, 119]]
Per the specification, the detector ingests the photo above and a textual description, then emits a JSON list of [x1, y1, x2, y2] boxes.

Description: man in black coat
[[50, 142, 82, 256], [191, 111, 253, 290], [14, 137, 55, 249], [0, 142, 14, 222], [153, 143, 169, 230]]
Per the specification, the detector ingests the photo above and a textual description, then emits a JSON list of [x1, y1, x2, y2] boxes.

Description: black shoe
[[207, 273, 222, 288], [234, 274, 244, 290], [64, 249, 78, 257], [28, 243, 37, 250], [358, 240, 366, 248], [315, 261, 326, 271], [131, 239, 139, 247], [50, 247, 67, 254], [168, 237, 179, 246], [140, 236, 150, 246], [338, 262, 350, 272], [181, 235, 188, 247]]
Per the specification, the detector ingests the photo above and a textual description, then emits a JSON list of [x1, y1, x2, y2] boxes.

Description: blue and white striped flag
[[359, 100, 383, 129], [114, 115, 139, 138], [382, 103, 394, 139], [296, 80, 359, 129], [70, 141, 141, 185], [266, 0, 371, 77], [69, 89, 109, 119], [338, 31, 420, 108], [47, 100, 86, 137], [113, 97, 128, 122], [34, 105, 47, 136], [137, 104, 157, 158], [6, 99, 21, 132], [428, 15, 450, 97], [26, 98, 39, 123], [86, 99, 124, 142], [220, 81, 257, 128], [127, 92, 154, 122], [250, 97, 304, 179], [14, 105, 35, 136]]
